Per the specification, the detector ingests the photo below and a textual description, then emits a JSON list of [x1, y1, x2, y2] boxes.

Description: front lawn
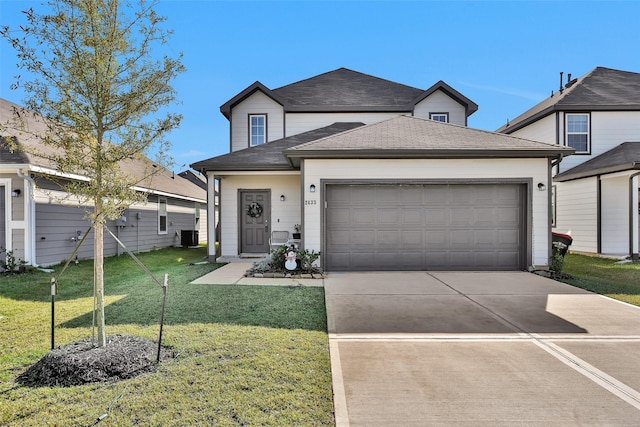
[[0, 247, 333, 426], [557, 253, 640, 307]]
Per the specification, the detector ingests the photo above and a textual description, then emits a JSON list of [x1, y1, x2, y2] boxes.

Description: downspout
[[16, 168, 38, 267], [597, 176, 602, 254], [628, 169, 640, 260]]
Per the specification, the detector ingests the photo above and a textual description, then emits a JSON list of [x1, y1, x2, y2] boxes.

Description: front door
[[240, 190, 270, 254]]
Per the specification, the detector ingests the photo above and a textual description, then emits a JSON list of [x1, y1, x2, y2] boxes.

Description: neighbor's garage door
[[325, 184, 525, 271]]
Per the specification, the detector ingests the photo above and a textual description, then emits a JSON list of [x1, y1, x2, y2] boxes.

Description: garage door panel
[[450, 230, 471, 246], [474, 230, 496, 246], [351, 252, 376, 269], [352, 187, 376, 203], [402, 230, 424, 246], [451, 208, 473, 225], [378, 208, 400, 224], [402, 208, 424, 225], [426, 230, 447, 245], [325, 184, 524, 271], [498, 229, 519, 245], [352, 230, 375, 246], [378, 230, 400, 245], [353, 208, 375, 224], [401, 186, 426, 204], [498, 207, 520, 224], [425, 208, 447, 225], [474, 207, 497, 225]]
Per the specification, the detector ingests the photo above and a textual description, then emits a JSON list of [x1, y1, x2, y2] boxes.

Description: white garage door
[[325, 183, 525, 271]]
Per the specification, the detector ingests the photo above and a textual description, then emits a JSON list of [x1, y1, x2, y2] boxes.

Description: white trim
[[0, 178, 11, 252], [209, 170, 300, 177], [131, 186, 205, 203], [158, 198, 168, 235], [249, 114, 266, 146], [565, 113, 590, 153]]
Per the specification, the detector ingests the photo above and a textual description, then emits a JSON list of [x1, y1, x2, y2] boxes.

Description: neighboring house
[[192, 68, 571, 271], [0, 98, 207, 267], [497, 67, 640, 258]]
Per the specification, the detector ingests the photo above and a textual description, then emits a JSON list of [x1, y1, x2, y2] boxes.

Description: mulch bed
[[16, 335, 175, 387]]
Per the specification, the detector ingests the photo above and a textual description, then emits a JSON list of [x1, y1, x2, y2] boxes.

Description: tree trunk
[[94, 198, 106, 347]]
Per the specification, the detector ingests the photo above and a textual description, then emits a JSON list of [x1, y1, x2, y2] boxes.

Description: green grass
[[0, 247, 333, 426], [557, 253, 640, 306]]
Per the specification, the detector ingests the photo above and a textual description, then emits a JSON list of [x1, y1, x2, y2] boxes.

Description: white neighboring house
[[497, 67, 640, 258], [192, 68, 572, 271], [0, 98, 207, 267]]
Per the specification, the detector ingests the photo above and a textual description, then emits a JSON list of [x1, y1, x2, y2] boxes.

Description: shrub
[[0, 247, 27, 274]]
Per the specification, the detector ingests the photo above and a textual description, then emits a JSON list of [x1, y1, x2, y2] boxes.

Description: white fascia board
[[210, 170, 300, 177], [131, 186, 206, 203]]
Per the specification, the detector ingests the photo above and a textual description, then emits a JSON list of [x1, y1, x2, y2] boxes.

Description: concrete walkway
[[325, 271, 640, 426], [191, 262, 323, 287]]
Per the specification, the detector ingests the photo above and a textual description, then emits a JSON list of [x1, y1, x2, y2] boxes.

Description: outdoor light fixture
[[537, 183, 546, 191], [280, 194, 285, 202], [309, 184, 316, 193], [11, 189, 21, 197]]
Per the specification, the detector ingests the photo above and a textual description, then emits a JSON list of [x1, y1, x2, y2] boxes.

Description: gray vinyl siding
[[34, 195, 201, 266]]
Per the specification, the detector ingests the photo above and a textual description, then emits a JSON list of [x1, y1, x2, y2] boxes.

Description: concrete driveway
[[325, 271, 640, 426]]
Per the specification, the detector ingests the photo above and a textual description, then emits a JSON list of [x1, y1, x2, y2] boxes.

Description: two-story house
[[192, 68, 571, 271], [498, 67, 640, 259]]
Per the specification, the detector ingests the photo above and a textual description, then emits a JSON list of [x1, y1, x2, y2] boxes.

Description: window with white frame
[[566, 113, 590, 153], [430, 113, 449, 123], [158, 198, 168, 234], [249, 114, 266, 146]]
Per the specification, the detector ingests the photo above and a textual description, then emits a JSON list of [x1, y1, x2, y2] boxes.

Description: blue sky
[[2, 0, 640, 171]]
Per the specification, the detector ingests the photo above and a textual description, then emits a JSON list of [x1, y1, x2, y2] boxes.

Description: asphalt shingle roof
[[498, 67, 640, 133], [190, 122, 365, 172], [285, 115, 574, 161], [273, 68, 423, 108], [220, 68, 478, 118], [554, 141, 640, 182]]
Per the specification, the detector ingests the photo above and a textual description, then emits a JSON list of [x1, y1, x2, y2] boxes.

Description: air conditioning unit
[[181, 230, 199, 247]]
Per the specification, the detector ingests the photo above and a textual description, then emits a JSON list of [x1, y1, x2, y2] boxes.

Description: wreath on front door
[[246, 202, 263, 218]]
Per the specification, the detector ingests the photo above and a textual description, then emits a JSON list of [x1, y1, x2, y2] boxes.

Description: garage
[[324, 183, 526, 271]]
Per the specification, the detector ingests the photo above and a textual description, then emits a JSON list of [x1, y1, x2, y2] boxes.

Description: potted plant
[[292, 224, 301, 240]]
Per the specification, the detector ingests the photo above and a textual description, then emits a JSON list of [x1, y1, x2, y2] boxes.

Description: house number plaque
[[304, 200, 317, 205]]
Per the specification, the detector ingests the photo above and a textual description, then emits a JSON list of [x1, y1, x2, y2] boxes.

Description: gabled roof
[[498, 67, 640, 134], [413, 80, 478, 117], [190, 122, 365, 172], [219, 81, 284, 119], [284, 115, 573, 166], [0, 98, 206, 202], [554, 141, 640, 182], [219, 68, 478, 119]]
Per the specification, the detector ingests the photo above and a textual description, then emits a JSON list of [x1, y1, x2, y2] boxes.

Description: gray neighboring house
[[192, 68, 572, 271], [498, 67, 640, 258], [1, 98, 207, 267]]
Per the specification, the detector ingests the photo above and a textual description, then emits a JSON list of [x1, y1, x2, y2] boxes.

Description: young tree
[[1, 0, 185, 347]]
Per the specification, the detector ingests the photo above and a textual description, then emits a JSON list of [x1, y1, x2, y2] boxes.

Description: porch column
[[207, 172, 217, 262], [631, 174, 639, 259]]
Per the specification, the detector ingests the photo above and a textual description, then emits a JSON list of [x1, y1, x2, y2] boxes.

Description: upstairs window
[[566, 113, 590, 153], [249, 114, 266, 146], [430, 113, 449, 123]]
